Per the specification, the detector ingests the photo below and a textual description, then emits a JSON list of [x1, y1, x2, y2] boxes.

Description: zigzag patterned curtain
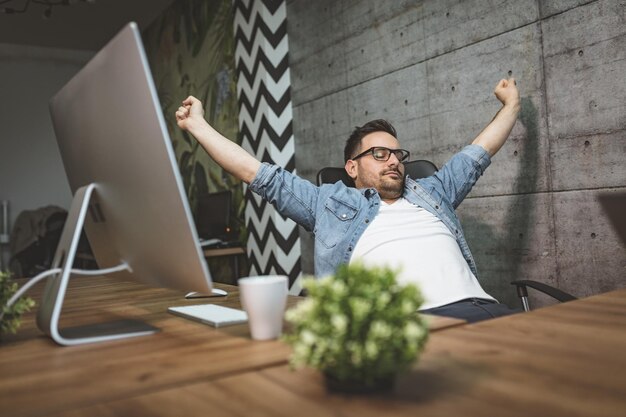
[[233, 0, 302, 293]]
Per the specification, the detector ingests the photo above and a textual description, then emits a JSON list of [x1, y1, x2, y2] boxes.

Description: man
[[176, 78, 521, 322]]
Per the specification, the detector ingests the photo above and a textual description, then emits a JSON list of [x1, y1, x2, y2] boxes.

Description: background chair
[[510, 280, 577, 311], [301, 159, 437, 296], [316, 159, 438, 186], [316, 160, 577, 311]]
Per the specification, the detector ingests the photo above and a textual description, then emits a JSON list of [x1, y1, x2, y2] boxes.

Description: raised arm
[[472, 78, 520, 157], [175, 96, 261, 184]]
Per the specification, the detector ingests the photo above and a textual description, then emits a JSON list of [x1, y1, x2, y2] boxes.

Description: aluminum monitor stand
[[36, 183, 158, 346]]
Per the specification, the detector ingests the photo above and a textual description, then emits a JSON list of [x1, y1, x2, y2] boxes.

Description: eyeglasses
[[351, 146, 410, 163]]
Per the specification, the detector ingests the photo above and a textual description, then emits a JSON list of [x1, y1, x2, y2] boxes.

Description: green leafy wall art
[[143, 0, 245, 243]]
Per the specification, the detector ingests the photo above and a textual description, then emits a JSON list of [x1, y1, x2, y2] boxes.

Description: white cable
[[1, 262, 131, 321], [1, 268, 61, 321], [70, 262, 132, 276]]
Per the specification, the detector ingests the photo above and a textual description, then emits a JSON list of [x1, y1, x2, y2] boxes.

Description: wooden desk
[[0, 276, 290, 417], [0, 275, 462, 417], [25, 286, 626, 417], [202, 246, 246, 258]]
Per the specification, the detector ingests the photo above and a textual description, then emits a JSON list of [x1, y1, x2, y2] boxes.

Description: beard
[[377, 169, 404, 200]]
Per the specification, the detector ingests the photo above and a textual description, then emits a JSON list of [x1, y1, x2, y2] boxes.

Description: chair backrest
[[316, 160, 438, 186]]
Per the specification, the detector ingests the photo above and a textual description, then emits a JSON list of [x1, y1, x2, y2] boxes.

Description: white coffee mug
[[238, 275, 288, 340]]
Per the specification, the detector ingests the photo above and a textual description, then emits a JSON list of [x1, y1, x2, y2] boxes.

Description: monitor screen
[[195, 190, 232, 240], [40, 22, 213, 345], [598, 192, 626, 246]]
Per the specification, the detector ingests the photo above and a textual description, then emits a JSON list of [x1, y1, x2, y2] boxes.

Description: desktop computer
[[39, 22, 215, 346]]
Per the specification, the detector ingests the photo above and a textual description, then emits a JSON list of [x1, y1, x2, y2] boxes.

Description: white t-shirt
[[350, 197, 495, 310]]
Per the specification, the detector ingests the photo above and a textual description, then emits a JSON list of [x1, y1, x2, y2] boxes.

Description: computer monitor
[[38, 22, 213, 346], [195, 190, 232, 240], [598, 192, 626, 246]]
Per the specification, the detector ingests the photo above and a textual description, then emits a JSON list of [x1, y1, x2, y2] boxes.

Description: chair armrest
[[510, 280, 577, 303]]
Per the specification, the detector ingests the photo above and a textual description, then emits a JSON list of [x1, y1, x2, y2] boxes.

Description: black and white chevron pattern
[[233, 0, 302, 293]]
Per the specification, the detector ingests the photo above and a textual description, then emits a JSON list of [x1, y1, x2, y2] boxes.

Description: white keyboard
[[168, 304, 247, 328]]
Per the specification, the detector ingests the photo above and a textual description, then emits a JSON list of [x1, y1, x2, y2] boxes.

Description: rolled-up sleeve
[[248, 163, 319, 232], [249, 163, 279, 194], [462, 144, 492, 173], [426, 144, 492, 209]]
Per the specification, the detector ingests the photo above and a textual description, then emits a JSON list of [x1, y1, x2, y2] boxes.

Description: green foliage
[[0, 271, 35, 337], [143, 0, 246, 243], [283, 263, 429, 386]]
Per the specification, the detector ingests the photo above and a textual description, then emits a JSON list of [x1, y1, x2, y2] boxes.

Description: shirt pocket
[[428, 187, 445, 211], [314, 196, 358, 249], [416, 179, 448, 210]]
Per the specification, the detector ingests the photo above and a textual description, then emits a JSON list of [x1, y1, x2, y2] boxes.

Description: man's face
[[345, 131, 405, 201]]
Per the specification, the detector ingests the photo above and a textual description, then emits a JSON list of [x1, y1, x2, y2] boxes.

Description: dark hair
[[344, 119, 397, 162]]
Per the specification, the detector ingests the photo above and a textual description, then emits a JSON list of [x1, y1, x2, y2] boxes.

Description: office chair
[[316, 159, 438, 186], [510, 280, 577, 311], [299, 160, 438, 296], [316, 160, 577, 312]]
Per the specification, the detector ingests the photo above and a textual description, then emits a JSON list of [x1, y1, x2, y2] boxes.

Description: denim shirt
[[249, 144, 491, 279]]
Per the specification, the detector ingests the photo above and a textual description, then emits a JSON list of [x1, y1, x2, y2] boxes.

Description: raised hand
[[175, 96, 206, 131], [494, 78, 520, 107]]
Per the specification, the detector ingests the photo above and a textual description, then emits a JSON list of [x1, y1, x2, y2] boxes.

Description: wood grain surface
[[28, 285, 626, 417], [0, 275, 464, 417]]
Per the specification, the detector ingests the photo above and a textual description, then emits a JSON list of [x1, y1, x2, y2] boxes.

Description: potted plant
[[283, 263, 429, 393], [0, 271, 35, 338]]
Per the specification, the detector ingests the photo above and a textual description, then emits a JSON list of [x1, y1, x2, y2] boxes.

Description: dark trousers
[[420, 298, 521, 323]]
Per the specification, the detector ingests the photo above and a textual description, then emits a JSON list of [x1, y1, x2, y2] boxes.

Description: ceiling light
[[0, 0, 95, 18]]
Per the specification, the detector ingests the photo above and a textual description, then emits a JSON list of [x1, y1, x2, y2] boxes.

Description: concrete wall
[[0, 44, 93, 270], [286, 0, 626, 308]]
